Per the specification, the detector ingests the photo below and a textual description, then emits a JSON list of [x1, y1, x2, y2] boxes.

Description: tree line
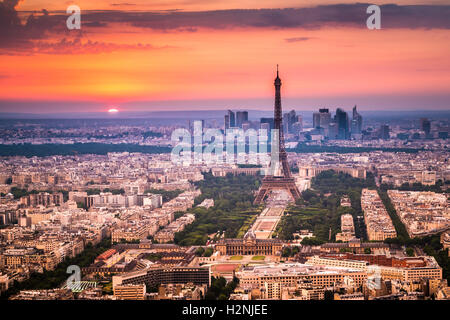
[[174, 172, 262, 246], [277, 170, 376, 243]]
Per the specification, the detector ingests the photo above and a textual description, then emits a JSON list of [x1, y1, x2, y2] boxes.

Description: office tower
[[292, 115, 303, 134], [224, 114, 230, 130], [291, 122, 303, 135], [296, 115, 303, 127], [380, 124, 390, 140], [260, 122, 270, 132], [335, 108, 350, 140], [283, 110, 297, 134], [313, 112, 321, 129], [313, 108, 331, 136], [260, 117, 274, 130], [328, 122, 338, 139], [190, 119, 204, 134], [420, 118, 431, 136], [228, 110, 236, 127], [351, 119, 358, 135], [351, 105, 363, 134], [236, 111, 248, 128], [319, 109, 331, 137], [260, 119, 272, 141], [319, 109, 331, 128], [254, 65, 301, 204], [224, 110, 235, 129]]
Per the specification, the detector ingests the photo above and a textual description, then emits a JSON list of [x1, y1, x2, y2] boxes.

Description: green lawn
[[251, 255, 265, 260], [230, 255, 243, 260]]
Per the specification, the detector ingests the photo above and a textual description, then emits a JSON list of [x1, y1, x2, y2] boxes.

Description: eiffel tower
[[254, 66, 301, 205]]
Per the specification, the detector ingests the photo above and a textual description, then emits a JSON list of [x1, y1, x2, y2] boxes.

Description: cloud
[[31, 38, 168, 55], [82, 4, 450, 31], [0, 37, 174, 55], [0, 0, 67, 49], [0, 0, 170, 54], [82, 21, 108, 27], [1, 2, 449, 54], [285, 37, 313, 43], [110, 3, 136, 6]]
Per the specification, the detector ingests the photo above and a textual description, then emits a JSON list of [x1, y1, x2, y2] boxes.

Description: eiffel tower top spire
[[274, 64, 281, 86], [274, 65, 282, 134]]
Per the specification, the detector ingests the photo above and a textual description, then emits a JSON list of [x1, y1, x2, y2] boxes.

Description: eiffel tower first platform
[[253, 66, 301, 205]]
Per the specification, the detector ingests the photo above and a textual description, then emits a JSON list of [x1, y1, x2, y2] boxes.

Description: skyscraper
[[260, 117, 274, 130], [236, 111, 248, 128], [294, 115, 303, 134], [328, 122, 338, 139], [224, 114, 230, 130], [283, 110, 297, 134], [420, 118, 431, 136], [335, 108, 349, 140], [260, 117, 274, 141], [224, 110, 235, 129], [313, 112, 321, 129], [291, 122, 303, 136], [380, 124, 390, 140], [313, 108, 331, 138], [319, 109, 331, 129], [351, 105, 363, 134]]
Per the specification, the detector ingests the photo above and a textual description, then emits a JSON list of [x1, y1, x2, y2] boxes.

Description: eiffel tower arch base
[[254, 176, 301, 205]]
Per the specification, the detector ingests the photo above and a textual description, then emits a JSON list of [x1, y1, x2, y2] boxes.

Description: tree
[[203, 247, 214, 257], [301, 237, 324, 246], [174, 173, 261, 246], [324, 290, 334, 300], [205, 276, 239, 300], [195, 247, 205, 256], [406, 247, 414, 257], [282, 247, 292, 257]]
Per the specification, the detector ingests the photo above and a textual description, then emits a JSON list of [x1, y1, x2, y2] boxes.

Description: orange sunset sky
[[0, 0, 449, 113]]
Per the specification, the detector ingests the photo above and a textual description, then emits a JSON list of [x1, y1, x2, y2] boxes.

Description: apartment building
[[361, 189, 397, 241], [113, 284, 146, 300], [236, 264, 367, 288]]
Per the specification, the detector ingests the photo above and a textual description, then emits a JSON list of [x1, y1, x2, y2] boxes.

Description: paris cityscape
[[0, 0, 449, 307]]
